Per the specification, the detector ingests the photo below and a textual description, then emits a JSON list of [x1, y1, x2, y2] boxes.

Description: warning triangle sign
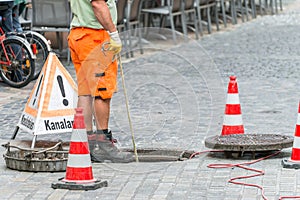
[[17, 53, 78, 135]]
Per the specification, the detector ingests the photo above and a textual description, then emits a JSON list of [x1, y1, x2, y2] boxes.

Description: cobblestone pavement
[[1, 1, 300, 199]]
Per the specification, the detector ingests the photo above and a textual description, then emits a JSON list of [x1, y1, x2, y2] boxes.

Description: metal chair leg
[[215, 4, 220, 31], [138, 25, 143, 54], [180, 10, 188, 40], [193, 10, 199, 39], [196, 3, 204, 36], [221, 0, 227, 28], [169, 13, 177, 43], [231, 0, 237, 24], [207, 7, 212, 34], [251, 0, 256, 18]]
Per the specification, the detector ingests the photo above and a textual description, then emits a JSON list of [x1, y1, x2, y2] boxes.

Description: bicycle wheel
[[24, 31, 50, 80], [0, 37, 35, 88]]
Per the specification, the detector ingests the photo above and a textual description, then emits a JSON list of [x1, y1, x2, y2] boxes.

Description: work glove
[[108, 31, 122, 55]]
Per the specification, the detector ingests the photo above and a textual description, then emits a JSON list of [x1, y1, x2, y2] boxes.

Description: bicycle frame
[[0, 34, 35, 71], [0, 34, 12, 67]]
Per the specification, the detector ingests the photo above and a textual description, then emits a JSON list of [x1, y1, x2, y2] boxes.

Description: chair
[[19, 1, 32, 30], [116, 0, 143, 58], [235, 0, 256, 22], [181, 0, 200, 39], [218, 0, 237, 27], [127, 0, 144, 57], [257, 0, 282, 15], [117, 0, 127, 31], [235, 0, 247, 22], [249, 0, 257, 18], [273, 0, 283, 14], [141, 0, 186, 43], [196, 0, 220, 35], [31, 0, 71, 62], [116, 0, 130, 58]]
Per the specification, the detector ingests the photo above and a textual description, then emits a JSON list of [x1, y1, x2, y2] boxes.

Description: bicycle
[[16, 31, 51, 80], [12, 1, 51, 80], [0, 28, 36, 88]]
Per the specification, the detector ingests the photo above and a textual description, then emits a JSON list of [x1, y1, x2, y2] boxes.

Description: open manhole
[[2, 140, 195, 172], [2, 140, 69, 172], [125, 148, 195, 162], [205, 134, 294, 158]]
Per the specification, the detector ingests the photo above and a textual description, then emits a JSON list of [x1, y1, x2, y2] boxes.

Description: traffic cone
[[51, 108, 108, 190], [282, 101, 300, 169], [221, 76, 244, 135]]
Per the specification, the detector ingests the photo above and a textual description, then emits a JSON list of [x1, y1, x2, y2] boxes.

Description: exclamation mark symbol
[[57, 75, 69, 106]]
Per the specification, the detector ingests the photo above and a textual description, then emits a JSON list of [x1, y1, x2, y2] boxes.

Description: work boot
[[107, 131, 118, 143], [91, 134, 134, 163], [96, 129, 118, 143], [87, 131, 98, 161]]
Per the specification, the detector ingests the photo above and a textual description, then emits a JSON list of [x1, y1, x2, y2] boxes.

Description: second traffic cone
[[282, 101, 300, 169], [52, 108, 108, 190], [221, 76, 244, 135]]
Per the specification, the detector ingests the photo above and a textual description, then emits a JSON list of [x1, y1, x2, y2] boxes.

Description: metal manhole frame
[[124, 148, 195, 162], [2, 141, 69, 172]]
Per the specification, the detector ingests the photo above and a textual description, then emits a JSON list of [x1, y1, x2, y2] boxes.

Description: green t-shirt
[[14, 0, 26, 5], [70, 0, 117, 30]]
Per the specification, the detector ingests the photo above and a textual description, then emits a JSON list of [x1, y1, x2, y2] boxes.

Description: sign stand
[[12, 53, 78, 148]]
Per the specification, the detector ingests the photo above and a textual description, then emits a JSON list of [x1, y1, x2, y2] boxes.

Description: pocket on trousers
[[74, 32, 88, 41]]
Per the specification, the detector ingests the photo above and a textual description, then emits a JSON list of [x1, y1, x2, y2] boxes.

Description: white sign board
[[17, 53, 78, 135]]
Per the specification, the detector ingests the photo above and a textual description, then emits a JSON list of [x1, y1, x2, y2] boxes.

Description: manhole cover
[[205, 134, 293, 152]]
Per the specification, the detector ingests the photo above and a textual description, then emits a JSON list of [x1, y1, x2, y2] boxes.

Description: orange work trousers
[[68, 27, 118, 99]]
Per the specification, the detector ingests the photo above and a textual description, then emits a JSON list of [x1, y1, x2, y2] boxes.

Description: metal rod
[[118, 55, 139, 162]]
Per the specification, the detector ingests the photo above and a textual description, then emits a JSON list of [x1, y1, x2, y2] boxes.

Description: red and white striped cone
[[52, 108, 108, 190], [282, 102, 300, 169], [221, 76, 244, 135]]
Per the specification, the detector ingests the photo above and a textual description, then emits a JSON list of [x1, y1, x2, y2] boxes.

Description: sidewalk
[[1, 1, 300, 199]]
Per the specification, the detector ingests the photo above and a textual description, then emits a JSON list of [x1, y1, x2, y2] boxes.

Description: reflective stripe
[[295, 125, 300, 137], [226, 94, 240, 104], [64, 167, 95, 182], [95, 72, 105, 77], [293, 136, 300, 148], [221, 125, 244, 135], [69, 142, 89, 154], [223, 115, 243, 125], [297, 113, 300, 125], [225, 104, 241, 115], [71, 129, 88, 142], [291, 148, 300, 161], [67, 154, 91, 168]]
